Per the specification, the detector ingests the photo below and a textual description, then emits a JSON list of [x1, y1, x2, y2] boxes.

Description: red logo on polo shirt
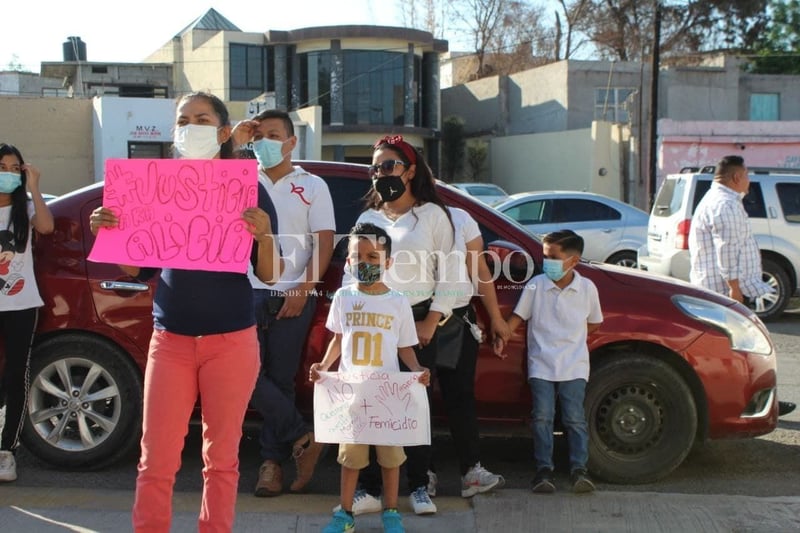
[[290, 183, 311, 206]]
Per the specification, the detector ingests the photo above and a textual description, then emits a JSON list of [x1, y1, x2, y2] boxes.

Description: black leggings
[[360, 304, 481, 494], [0, 307, 37, 452]]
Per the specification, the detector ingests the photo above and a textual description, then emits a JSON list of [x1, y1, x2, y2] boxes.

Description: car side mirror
[[485, 240, 536, 284]]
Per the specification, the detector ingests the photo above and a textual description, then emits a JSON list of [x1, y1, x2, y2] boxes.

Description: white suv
[[638, 168, 800, 320]]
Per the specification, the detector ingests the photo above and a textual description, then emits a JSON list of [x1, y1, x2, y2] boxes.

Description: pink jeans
[[132, 326, 259, 533]]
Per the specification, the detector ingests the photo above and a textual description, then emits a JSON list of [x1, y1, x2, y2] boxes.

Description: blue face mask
[[0, 172, 22, 194], [253, 138, 288, 169], [542, 258, 568, 282]]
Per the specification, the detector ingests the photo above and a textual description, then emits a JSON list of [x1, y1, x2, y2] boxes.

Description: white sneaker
[[409, 486, 437, 515], [0, 451, 17, 482], [461, 462, 503, 498], [332, 488, 382, 516], [426, 469, 438, 497]]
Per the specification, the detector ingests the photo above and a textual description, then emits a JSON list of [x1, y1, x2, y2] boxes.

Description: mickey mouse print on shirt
[[0, 230, 26, 296]]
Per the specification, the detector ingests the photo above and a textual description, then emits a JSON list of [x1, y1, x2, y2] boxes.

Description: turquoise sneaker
[[381, 508, 405, 533], [323, 509, 355, 533]]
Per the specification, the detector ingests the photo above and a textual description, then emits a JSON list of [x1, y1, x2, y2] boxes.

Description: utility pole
[[648, 1, 661, 209]]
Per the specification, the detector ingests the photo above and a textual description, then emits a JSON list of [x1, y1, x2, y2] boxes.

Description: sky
[[2, 0, 441, 74]]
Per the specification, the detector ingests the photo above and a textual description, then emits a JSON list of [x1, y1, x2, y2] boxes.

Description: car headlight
[[672, 295, 773, 355]]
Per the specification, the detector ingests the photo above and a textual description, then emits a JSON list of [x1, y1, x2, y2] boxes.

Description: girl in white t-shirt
[[0, 143, 54, 483]]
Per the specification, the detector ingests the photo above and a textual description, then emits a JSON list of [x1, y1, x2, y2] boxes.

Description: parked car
[[450, 182, 509, 206], [7, 161, 778, 485], [495, 191, 649, 267], [27, 192, 58, 202], [638, 168, 800, 321]]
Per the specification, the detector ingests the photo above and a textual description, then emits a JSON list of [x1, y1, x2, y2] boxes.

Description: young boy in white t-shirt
[[495, 229, 603, 494], [310, 222, 431, 533]]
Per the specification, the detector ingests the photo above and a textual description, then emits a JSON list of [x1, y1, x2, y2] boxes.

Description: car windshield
[[492, 209, 543, 243], [468, 185, 506, 196]]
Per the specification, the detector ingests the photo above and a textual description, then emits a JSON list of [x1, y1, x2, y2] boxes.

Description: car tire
[[22, 334, 143, 469], [606, 251, 638, 268], [586, 354, 697, 484], [755, 259, 791, 321]]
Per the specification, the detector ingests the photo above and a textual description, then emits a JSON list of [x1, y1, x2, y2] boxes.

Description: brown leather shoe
[[254, 460, 282, 497], [289, 432, 324, 493]]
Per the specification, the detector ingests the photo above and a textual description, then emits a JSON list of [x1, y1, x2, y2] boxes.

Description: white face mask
[[173, 124, 221, 159]]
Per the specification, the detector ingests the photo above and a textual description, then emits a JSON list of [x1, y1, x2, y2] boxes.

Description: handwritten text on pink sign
[[88, 158, 259, 273]]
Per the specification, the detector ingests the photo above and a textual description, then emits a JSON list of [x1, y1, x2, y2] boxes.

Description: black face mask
[[373, 175, 406, 202]]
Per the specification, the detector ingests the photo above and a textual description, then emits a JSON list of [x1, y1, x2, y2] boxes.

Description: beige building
[[1, 9, 448, 192], [144, 9, 448, 166]]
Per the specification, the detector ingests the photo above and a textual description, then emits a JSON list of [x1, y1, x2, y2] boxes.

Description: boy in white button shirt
[[495, 229, 602, 494]]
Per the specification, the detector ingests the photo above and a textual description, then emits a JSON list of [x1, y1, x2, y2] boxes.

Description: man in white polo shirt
[[233, 110, 335, 497]]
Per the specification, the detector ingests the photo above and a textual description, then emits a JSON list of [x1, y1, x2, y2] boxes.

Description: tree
[[441, 115, 467, 182], [5, 54, 24, 72], [554, 0, 592, 60], [466, 139, 489, 181], [571, 0, 768, 61], [749, 0, 800, 74]]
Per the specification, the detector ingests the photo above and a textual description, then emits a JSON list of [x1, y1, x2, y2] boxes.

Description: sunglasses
[[368, 160, 406, 177]]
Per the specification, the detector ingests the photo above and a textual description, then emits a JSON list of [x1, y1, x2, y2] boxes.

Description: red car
[[9, 161, 777, 484]]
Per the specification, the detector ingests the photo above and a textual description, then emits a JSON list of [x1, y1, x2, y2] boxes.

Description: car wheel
[[606, 251, 638, 268], [586, 355, 697, 484], [754, 259, 791, 321], [22, 334, 143, 469]]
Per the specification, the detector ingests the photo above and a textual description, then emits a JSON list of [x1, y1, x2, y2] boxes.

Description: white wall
[[491, 121, 625, 200], [92, 97, 176, 182]]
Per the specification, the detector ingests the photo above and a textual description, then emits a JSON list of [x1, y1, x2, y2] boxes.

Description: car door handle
[[602, 228, 613, 233], [769, 206, 778, 219], [100, 280, 150, 292]]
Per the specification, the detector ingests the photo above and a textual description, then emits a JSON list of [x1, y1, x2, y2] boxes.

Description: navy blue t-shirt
[[142, 183, 278, 336]]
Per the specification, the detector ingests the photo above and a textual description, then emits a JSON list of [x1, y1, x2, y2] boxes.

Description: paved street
[[1, 307, 798, 531]]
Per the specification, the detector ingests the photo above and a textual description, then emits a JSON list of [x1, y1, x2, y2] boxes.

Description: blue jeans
[[250, 289, 316, 462], [529, 377, 589, 472]]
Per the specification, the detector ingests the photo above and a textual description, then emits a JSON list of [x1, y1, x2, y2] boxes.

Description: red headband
[[373, 135, 417, 165]]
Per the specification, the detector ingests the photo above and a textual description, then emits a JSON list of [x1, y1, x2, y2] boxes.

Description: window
[[653, 177, 688, 217], [594, 88, 636, 123], [750, 93, 779, 121], [466, 185, 507, 197], [692, 180, 767, 218], [504, 200, 549, 225], [553, 199, 621, 222], [299, 51, 332, 124], [41, 88, 68, 97], [342, 50, 407, 126], [230, 44, 271, 102], [776, 183, 800, 223], [119, 86, 168, 99], [128, 142, 169, 159], [299, 49, 420, 126]]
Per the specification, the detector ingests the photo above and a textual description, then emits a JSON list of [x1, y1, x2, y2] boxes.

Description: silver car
[[495, 191, 649, 267], [450, 182, 510, 206]]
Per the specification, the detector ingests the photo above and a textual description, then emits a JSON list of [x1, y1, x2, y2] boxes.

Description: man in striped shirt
[[689, 155, 773, 303]]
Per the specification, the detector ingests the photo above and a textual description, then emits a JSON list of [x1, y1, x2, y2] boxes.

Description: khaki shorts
[[337, 443, 406, 470]]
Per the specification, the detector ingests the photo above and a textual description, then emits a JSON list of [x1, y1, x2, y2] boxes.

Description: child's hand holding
[[415, 367, 431, 386], [492, 337, 507, 359], [308, 363, 325, 382]]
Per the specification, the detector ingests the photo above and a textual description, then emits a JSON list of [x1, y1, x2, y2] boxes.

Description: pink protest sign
[[88, 158, 259, 273]]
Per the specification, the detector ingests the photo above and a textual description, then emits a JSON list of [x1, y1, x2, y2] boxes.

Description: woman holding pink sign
[[89, 92, 282, 533]]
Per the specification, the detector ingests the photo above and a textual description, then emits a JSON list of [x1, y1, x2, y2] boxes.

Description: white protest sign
[[313, 371, 430, 446]]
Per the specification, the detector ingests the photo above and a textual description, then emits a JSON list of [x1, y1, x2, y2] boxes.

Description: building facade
[[144, 9, 448, 167], [442, 55, 800, 208]]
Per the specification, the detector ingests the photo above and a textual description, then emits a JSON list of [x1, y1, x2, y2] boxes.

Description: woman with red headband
[[333, 135, 503, 524]]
